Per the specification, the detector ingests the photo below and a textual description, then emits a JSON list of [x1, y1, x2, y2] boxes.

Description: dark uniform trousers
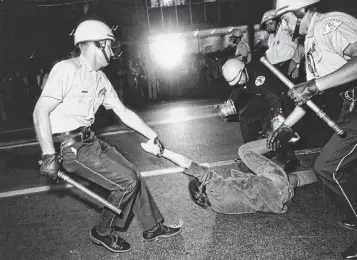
[[61, 134, 163, 234], [314, 99, 357, 218]]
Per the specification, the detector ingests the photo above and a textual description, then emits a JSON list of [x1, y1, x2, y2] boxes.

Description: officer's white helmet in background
[[74, 20, 115, 46], [261, 10, 277, 26], [222, 58, 246, 86], [275, 0, 320, 16], [230, 28, 244, 38]]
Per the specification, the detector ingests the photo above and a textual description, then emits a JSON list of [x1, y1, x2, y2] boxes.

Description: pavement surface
[[0, 99, 355, 260]]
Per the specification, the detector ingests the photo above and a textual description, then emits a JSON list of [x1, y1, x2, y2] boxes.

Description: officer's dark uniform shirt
[[230, 56, 290, 117]]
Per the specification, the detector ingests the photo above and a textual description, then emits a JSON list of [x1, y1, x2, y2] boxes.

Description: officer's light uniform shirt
[[266, 12, 299, 65], [305, 12, 357, 80], [235, 40, 252, 64], [41, 55, 119, 134]]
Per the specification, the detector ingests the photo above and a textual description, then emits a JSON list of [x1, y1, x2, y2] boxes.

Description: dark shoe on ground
[[342, 241, 357, 259], [143, 222, 182, 241], [339, 219, 357, 231], [90, 227, 131, 253]]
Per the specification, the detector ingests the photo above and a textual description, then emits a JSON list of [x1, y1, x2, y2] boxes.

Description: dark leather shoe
[[143, 222, 182, 241], [339, 219, 357, 231], [342, 241, 357, 259], [90, 227, 131, 253]]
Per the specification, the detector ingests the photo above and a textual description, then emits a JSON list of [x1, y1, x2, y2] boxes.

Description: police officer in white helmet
[[221, 55, 295, 147], [229, 28, 252, 64], [33, 20, 181, 253], [269, 1, 357, 258], [260, 9, 304, 81]]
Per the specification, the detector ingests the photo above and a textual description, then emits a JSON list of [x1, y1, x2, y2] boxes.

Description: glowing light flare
[[150, 33, 186, 69]]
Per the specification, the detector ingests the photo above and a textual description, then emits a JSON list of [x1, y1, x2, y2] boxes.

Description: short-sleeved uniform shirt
[[305, 12, 357, 80], [266, 12, 299, 65], [41, 55, 119, 134], [235, 40, 252, 64]]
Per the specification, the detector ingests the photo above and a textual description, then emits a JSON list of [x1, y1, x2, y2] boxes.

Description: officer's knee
[[313, 155, 332, 181], [127, 168, 141, 193], [111, 168, 140, 193]]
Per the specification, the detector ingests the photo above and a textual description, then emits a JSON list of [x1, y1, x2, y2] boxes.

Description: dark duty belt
[[52, 126, 92, 144]]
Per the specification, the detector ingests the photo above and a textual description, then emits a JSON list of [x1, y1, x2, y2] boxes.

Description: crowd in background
[[0, 46, 237, 131]]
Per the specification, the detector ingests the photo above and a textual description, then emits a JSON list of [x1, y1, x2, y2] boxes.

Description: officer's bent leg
[[98, 139, 163, 232], [314, 118, 357, 218], [61, 138, 151, 234]]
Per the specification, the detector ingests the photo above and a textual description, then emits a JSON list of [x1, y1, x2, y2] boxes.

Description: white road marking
[[0, 158, 318, 199], [0, 159, 234, 199], [0, 112, 220, 150]]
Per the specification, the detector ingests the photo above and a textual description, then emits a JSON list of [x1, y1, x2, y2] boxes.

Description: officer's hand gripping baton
[[260, 56, 345, 138]]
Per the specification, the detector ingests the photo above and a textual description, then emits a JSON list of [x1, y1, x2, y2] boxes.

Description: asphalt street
[[0, 99, 355, 260]]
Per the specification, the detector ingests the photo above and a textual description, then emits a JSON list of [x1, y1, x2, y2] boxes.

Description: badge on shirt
[[255, 76, 265, 86], [323, 19, 343, 35], [98, 88, 107, 97]]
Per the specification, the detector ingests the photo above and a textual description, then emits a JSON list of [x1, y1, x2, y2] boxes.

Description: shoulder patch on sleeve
[[322, 19, 343, 35], [255, 76, 265, 86]]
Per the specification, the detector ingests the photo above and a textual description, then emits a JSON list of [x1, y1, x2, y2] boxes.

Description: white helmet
[[275, 0, 320, 16], [74, 20, 115, 46], [222, 59, 246, 86], [261, 10, 277, 25], [230, 29, 243, 38]]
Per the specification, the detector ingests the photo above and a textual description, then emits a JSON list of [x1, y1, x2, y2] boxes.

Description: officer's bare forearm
[[162, 149, 192, 169], [283, 106, 306, 127], [119, 109, 157, 140], [33, 108, 55, 155], [316, 57, 357, 91]]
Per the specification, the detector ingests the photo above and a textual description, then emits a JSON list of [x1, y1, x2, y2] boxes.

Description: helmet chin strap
[[94, 41, 110, 64]]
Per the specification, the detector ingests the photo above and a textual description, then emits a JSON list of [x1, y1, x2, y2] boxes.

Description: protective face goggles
[[95, 40, 122, 62]]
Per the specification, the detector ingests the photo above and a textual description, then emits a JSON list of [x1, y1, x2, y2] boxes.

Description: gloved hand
[[153, 137, 165, 157], [287, 79, 319, 106], [40, 154, 60, 180], [266, 123, 294, 152]]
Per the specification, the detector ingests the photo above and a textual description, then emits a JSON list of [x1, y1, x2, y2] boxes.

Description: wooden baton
[[260, 56, 345, 138], [58, 171, 122, 215]]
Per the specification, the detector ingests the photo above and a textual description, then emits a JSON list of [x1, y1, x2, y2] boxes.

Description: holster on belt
[[52, 127, 92, 155]]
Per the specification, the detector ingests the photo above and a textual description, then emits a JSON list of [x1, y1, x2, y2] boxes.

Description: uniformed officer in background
[[229, 28, 252, 64], [260, 9, 304, 82], [221, 56, 293, 145], [268, 1, 357, 258], [33, 20, 181, 253]]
